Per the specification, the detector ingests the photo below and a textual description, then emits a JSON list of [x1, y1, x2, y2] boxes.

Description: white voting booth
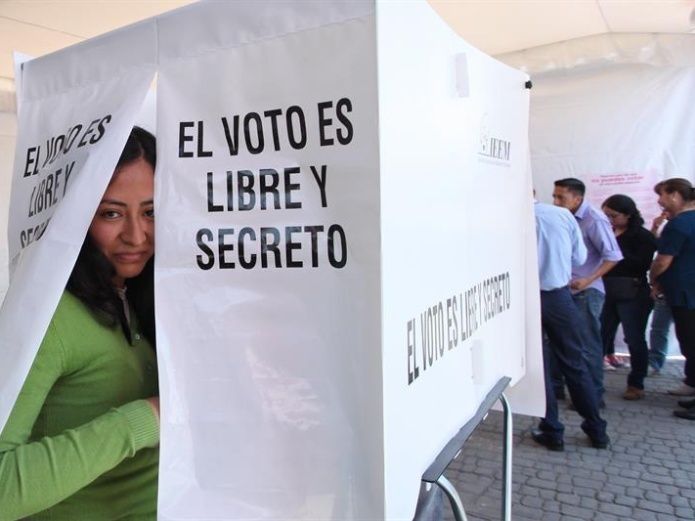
[[2, 1, 542, 519]]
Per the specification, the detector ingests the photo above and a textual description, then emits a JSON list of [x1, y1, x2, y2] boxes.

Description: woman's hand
[[649, 283, 663, 300], [146, 397, 160, 421], [651, 212, 668, 236]]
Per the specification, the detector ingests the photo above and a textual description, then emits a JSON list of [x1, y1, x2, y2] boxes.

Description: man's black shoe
[[588, 435, 610, 449], [531, 430, 564, 452], [677, 398, 695, 409], [674, 408, 695, 420]]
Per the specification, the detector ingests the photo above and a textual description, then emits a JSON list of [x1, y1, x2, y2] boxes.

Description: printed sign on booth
[[0, 24, 157, 433]]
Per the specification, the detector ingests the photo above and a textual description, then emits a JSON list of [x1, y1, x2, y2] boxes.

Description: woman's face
[[602, 206, 629, 231], [657, 189, 685, 219], [89, 157, 154, 287]]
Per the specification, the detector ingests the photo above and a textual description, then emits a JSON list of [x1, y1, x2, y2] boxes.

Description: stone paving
[[443, 359, 695, 521]]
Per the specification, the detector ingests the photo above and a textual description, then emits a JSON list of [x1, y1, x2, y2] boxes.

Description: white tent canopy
[[1, 1, 693, 111], [511, 32, 695, 205], [1, 0, 694, 90], [431, 0, 695, 55]]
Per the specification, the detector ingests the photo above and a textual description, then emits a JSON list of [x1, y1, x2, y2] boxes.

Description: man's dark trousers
[[540, 286, 607, 442]]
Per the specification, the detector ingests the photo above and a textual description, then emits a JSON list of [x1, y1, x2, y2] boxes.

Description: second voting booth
[[2, 1, 543, 519]]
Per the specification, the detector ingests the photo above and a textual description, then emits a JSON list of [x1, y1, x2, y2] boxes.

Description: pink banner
[[586, 170, 663, 228]]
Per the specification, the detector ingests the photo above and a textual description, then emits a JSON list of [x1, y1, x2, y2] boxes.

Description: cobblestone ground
[[444, 359, 695, 521]]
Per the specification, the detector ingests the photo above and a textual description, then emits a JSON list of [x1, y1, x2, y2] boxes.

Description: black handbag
[[604, 276, 641, 300]]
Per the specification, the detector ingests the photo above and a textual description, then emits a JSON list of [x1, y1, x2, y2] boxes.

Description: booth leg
[[416, 378, 513, 521], [435, 475, 468, 521], [500, 393, 513, 521]]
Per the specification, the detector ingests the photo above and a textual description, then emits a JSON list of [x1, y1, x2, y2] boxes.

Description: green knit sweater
[[0, 291, 159, 520]]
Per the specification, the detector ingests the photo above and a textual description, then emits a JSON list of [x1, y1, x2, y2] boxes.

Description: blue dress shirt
[[535, 202, 587, 291]]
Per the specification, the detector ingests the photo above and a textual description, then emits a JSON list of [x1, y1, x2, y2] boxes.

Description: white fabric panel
[[512, 34, 695, 212], [499, 33, 695, 75], [0, 112, 16, 304], [495, 161, 544, 420], [377, 2, 538, 518], [529, 61, 695, 216], [0, 22, 156, 432], [156, 0, 372, 64], [155, 2, 383, 519]]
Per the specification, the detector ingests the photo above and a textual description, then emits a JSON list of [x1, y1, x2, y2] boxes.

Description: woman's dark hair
[[602, 194, 644, 229], [66, 126, 156, 346], [653, 178, 695, 201]]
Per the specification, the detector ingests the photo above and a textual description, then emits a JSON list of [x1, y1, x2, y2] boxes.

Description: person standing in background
[[648, 211, 673, 375], [533, 199, 609, 451], [649, 179, 695, 413], [553, 178, 622, 406], [600, 195, 656, 400]]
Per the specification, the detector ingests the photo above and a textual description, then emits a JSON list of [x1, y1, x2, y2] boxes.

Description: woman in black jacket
[[600, 194, 657, 400]]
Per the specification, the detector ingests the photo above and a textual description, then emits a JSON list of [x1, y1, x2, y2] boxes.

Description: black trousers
[[540, 287, 607, 442], [671, 306, 695, 387], [601, 286, 653, 389]]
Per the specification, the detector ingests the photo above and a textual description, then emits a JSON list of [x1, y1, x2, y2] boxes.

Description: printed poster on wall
[[586, 170, 663, 225]]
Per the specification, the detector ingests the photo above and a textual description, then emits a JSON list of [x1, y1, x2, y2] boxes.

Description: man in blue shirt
[[533, 201, 609, 450], [553, 178, 622, 405]]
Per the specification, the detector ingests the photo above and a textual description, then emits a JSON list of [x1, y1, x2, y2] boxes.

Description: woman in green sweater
[[0, 127, 160, 520]]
